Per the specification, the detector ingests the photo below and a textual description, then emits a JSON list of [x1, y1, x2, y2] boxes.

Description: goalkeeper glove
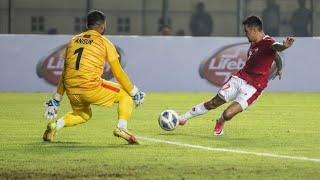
[[130, 86, 146, 107], [44, 93, 61, 120]]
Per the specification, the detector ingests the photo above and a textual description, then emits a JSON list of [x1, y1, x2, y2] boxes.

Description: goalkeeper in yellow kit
[[43, 10, 145, 144]]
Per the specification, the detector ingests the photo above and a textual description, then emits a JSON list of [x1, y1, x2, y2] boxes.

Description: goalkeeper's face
[[93, 21, 106, 35], [99, 21, 106, 35]]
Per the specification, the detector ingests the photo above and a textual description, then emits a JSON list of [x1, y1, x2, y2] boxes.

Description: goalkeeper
[[43, 10, 145, 144]]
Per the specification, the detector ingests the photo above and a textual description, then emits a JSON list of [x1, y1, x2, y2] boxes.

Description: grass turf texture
[[0, 92, 319, 179]]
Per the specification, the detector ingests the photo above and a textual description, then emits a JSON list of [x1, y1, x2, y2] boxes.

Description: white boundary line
[[138, 136, 320, 163]]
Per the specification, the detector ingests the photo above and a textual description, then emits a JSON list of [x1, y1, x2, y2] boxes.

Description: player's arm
[[43, 70, 64, 120], [273, 52, 283, 80], [55, 70, 65, 99], [106, 41, 145, 106], [43, 47, 68, 120], [271, 37, 295, 52], [55, 46, 68, 100], [274, 53, 282, 71], [109, 58, 134, 93]]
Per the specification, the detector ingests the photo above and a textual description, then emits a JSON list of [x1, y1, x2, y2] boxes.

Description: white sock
[[56, 118, 65, 130], [180, 103, 208, 121], [117, 119, 127, 129]]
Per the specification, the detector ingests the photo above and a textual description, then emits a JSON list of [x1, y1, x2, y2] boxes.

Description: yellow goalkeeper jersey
[[57, 29, 134, 95]]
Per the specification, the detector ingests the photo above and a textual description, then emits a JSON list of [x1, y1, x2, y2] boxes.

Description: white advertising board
[[0, 35, 319, 92]]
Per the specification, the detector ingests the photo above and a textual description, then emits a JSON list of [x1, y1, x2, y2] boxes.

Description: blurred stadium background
[[0, 0, 318, 36]]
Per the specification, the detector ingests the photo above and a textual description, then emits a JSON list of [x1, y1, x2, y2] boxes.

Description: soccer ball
[[158, 110, 179, 131]]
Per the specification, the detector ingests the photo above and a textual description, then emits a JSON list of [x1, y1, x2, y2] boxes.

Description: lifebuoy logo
[[36, 44, 126, 86], [199, 43, 249, 87], [199, 43, 282, 87]]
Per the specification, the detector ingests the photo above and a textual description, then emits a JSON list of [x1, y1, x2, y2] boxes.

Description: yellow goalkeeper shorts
[[66, 80, 129, 111]]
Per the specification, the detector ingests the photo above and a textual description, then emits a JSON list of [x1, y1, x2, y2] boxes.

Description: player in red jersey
[[178, 16, 294, 135]]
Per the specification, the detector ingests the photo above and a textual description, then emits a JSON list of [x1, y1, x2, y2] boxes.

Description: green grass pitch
[[0, 92, 319, 179]]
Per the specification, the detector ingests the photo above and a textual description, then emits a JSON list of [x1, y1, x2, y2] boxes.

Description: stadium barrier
[[0, 35, 319, 92]]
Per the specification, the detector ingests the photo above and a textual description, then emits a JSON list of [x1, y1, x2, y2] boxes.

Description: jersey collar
[[85, 29, 102, 36]]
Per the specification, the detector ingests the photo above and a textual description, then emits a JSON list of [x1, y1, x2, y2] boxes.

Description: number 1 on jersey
[[74, 47, 84, 70]]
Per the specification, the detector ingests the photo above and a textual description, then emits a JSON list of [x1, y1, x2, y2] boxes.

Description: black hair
[[87, 10, 106, 28], [242, 16, 263, 31]]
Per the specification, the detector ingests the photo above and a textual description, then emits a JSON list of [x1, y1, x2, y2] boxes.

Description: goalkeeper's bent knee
[[63, 110, 92, 127]]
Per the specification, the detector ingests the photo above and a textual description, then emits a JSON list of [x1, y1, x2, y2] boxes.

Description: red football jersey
[[236, 35, 276, 91]]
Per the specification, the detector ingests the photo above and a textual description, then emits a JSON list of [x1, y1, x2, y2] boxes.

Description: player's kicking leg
[[178, 76, 239, 127], [178, 94, 226, 126], [178, 75, 243, 135], [178, 95, 241, 136]]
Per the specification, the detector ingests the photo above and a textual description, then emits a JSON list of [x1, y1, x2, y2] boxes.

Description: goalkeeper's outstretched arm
[[43, 67, 65, 120], [43, 73, 64, 120], [54, 46, 69, 101], [109, 58, 135, 95], [105, 39, 145, 107], [108, 59, 145, 107], [55, 72, 65, 100]]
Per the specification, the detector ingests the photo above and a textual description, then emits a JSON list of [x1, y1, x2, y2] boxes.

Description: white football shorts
[[218, 75, 262, 110]]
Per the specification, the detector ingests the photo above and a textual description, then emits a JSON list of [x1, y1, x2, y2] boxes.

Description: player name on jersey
[[74, 38, 93, 45]]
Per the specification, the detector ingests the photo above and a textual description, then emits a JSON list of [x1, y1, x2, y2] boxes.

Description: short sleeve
[[263, 37, 276, 49], [262, 37, 276, 53]]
